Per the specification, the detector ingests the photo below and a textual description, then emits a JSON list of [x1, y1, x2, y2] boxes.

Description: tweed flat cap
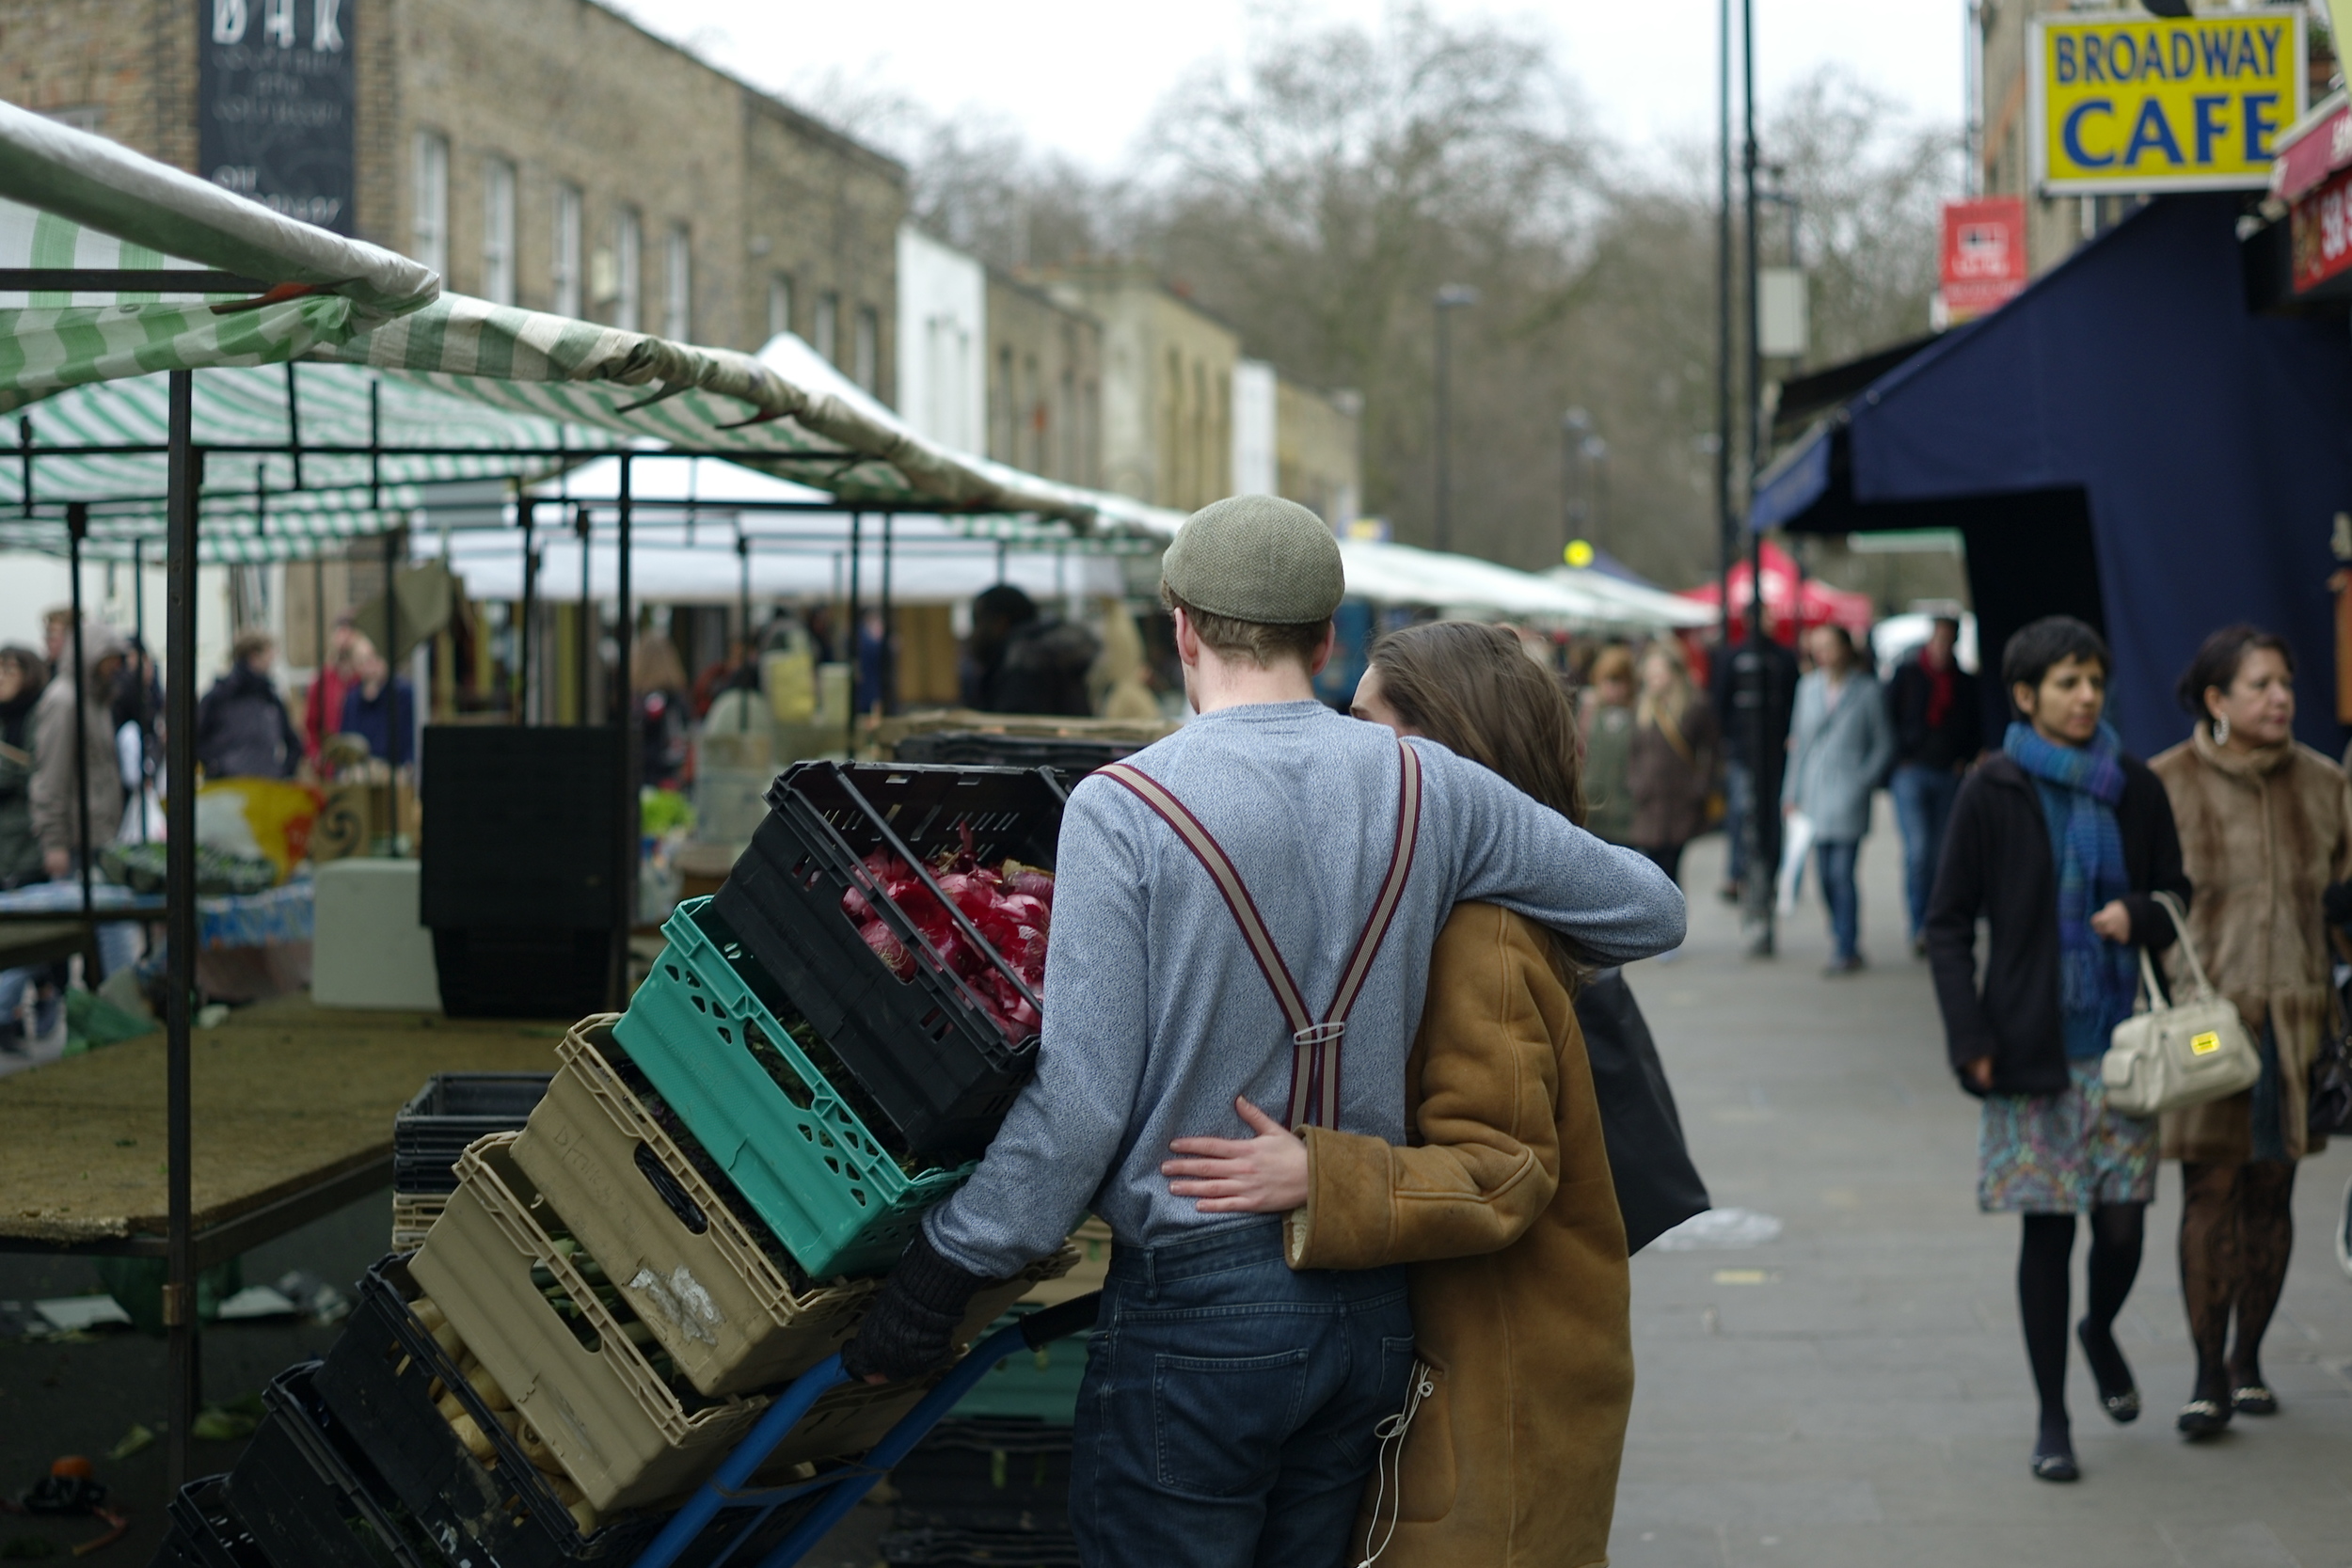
[[1160, 495, 1345, 625]]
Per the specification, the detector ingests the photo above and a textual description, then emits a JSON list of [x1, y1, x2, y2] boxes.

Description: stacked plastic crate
[[152, 760, 1079, 1568], [390, 1073, 552, 1251]]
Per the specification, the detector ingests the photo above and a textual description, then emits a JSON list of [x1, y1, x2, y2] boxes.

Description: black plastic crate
[[393, 1073, 553, 1196], [892, 732, 1140, 786], [890, 1418, 1072, 1533], [224, 1362, 440, 1568], [434, 927, 612, 1020], [157, 1478, 272, 1568], [314, 1254, 818, 1568], [421, 726, 625, 930], [707, 762, 1067, 1160]]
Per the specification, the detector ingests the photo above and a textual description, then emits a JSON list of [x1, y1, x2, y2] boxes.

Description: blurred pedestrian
[[339, 643, 414, 768], [30, 623, 125, 880], [1783, 624, 1894, 974], [633, 631, 692, 791], [2150, 626, 2352, 1435], [195, 630, 301, 780], [1628, 640, 1719, 885], [303, 613, 360, 763], [1888, 614, 1982, 955], [1581, 644, 1637, 847], [1925, 615, 2188, 1481], [1710, 626, 1799, 907], [958, 584, 1100, 717], [0, 646, 48, 1054], [0, 647, 49, 890]]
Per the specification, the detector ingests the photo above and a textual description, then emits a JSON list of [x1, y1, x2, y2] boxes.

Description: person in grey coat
[[1783, 623, 1895, 974]]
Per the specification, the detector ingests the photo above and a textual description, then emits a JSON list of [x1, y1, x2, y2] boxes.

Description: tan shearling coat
[[1283, 903, 1632, 1568], [2150, 729, 2352, 1162]]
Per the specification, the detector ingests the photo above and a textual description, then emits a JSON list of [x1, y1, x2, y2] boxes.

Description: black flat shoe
[[2232, 1384, 2279, 1417], [2030, 1449, 2080, 1482], [2177, 1399, 2232, 1437], [2076, 1320, 2139, 1423]]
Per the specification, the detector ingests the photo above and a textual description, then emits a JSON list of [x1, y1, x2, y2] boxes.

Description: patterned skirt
[[1979, 1060, 2157, 1213]]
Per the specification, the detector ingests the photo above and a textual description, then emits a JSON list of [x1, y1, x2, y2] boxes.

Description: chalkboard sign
[[197, 0, 356, 235]]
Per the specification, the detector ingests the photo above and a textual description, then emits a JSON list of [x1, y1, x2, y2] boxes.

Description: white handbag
[[2102, 892, 2261, 1117]]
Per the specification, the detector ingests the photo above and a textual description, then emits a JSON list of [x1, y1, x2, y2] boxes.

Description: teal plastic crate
[[613, 897, 975, 1278], [947, 1313, 1089, 1422]]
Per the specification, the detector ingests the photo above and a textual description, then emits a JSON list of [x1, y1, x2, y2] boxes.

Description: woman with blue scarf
[[1925, 617, 2190, 1484]]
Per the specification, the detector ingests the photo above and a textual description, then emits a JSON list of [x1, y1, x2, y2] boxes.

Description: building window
[[552, 183, 582, 317], [767, 273, 794, 341], [813, 292, 839, 364], [410, 131, 448, 274], [613, 208, 642, 331], [481, 157, 516, 306], [1059, 368, 1076, 481], [853, 305, 879, 392], [1023, 354, 1041, 472], [663, 223, 691, 341], [993, 346, 1015, 460]]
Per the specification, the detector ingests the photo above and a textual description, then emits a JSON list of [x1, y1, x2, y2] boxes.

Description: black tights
[[2019, 1206, 2145, 1450]]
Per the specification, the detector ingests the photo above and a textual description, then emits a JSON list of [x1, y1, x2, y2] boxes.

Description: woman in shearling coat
[[2151, 626, 2352, 1434]]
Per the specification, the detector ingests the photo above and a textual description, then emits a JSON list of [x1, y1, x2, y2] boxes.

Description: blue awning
[[1751, 194, 2352, 757]]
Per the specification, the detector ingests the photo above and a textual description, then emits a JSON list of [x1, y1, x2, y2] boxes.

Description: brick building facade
[[0, 0, 905, 393]]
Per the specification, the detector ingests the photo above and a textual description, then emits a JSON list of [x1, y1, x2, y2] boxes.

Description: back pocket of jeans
[[1152, 1348, 1311, 1498]]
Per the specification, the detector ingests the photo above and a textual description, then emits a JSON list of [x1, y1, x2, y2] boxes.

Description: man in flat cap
[[844, 496, 1684, 1566]]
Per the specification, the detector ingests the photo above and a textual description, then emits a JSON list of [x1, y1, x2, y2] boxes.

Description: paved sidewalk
[[1613, 819, 2352, 1567]]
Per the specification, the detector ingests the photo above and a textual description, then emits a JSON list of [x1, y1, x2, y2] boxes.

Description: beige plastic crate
[[510, 1016, 880, 1396], [389, 1192, 445, 1253], [413, 1134, 769, 1513]]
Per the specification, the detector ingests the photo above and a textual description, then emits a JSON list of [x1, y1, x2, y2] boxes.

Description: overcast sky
[[609, 0, 1966, 168]]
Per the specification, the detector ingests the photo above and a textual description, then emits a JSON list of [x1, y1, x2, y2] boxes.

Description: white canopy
[[1545, 565, 1719, 629], [1339, 539, 1671, 627]]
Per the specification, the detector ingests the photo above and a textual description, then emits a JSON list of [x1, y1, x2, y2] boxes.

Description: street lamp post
[[1560, 406, 1592, 562], [1433, 284, 1478, 553], [1739, 0, 1777, 959]]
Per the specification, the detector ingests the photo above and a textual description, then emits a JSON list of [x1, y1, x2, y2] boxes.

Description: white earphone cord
[[1356, 1361, 1436, 1568]]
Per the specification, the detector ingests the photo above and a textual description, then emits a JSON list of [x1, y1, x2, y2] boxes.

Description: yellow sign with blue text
[[2029, 9, 2305, 195]]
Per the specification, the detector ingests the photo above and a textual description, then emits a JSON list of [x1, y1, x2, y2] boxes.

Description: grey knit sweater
[[924, 700, 1687, 1278]]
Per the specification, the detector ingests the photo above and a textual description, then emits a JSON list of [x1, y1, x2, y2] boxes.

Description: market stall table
[[0, 1006, 566, 1269]]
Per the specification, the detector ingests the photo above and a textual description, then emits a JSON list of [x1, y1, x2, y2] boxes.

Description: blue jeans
[[1817, 840, 1860, 960], [1890, 764, 1961, 939], [1073, 1222, 1415, 1568]]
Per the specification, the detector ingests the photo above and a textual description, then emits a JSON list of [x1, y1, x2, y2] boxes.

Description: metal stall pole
[[575, 504, 591, 726], [163, 370, 199, 1491], [382, 525, 401, 847], [879, 514, 893, 720], [612, 456, 634, 1009], [845, 513, 861, 756], [135, 538, 151, 842], [735, 529, 752, 731], [518, 499, 537, 725], [66, 504, 92, 928]]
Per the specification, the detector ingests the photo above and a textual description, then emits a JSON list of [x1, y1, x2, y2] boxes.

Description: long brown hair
[[1369, 622, 1588, 983]]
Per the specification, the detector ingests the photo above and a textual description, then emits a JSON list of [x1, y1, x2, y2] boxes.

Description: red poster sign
[[2291, 162, 2352, 293], [1939, 198, 2028, 321]]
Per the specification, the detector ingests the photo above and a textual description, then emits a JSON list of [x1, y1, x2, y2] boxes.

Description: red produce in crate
[[838, 845, 1055, 1039]]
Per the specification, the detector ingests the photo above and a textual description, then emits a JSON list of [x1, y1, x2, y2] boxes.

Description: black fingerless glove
[[840, 1229, 995, 1383], [2324, 880, 2352, 930]]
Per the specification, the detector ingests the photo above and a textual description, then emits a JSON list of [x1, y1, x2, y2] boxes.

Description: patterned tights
[[2178, 1161, 2296, 1402]]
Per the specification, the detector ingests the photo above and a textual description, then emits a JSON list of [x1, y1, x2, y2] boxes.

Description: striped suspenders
[[1098, 740, 1423, 1129]]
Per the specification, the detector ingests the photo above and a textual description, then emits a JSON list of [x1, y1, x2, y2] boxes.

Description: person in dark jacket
[[1710, 627, 1799, 910], [195, 631, 300, 780], [1888, 615, 1983, 954], [958, 584, 1100, 717], [1925, 615, 2189, 1484], [340, 644, 414, 768]]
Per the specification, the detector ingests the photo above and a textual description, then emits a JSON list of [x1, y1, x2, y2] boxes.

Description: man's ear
[[1172, 606, 1200, 668], [1307, 620, 1336, 678]]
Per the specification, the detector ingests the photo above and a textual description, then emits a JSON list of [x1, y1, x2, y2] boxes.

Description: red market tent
[[1680, 540, 1875, 642]]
